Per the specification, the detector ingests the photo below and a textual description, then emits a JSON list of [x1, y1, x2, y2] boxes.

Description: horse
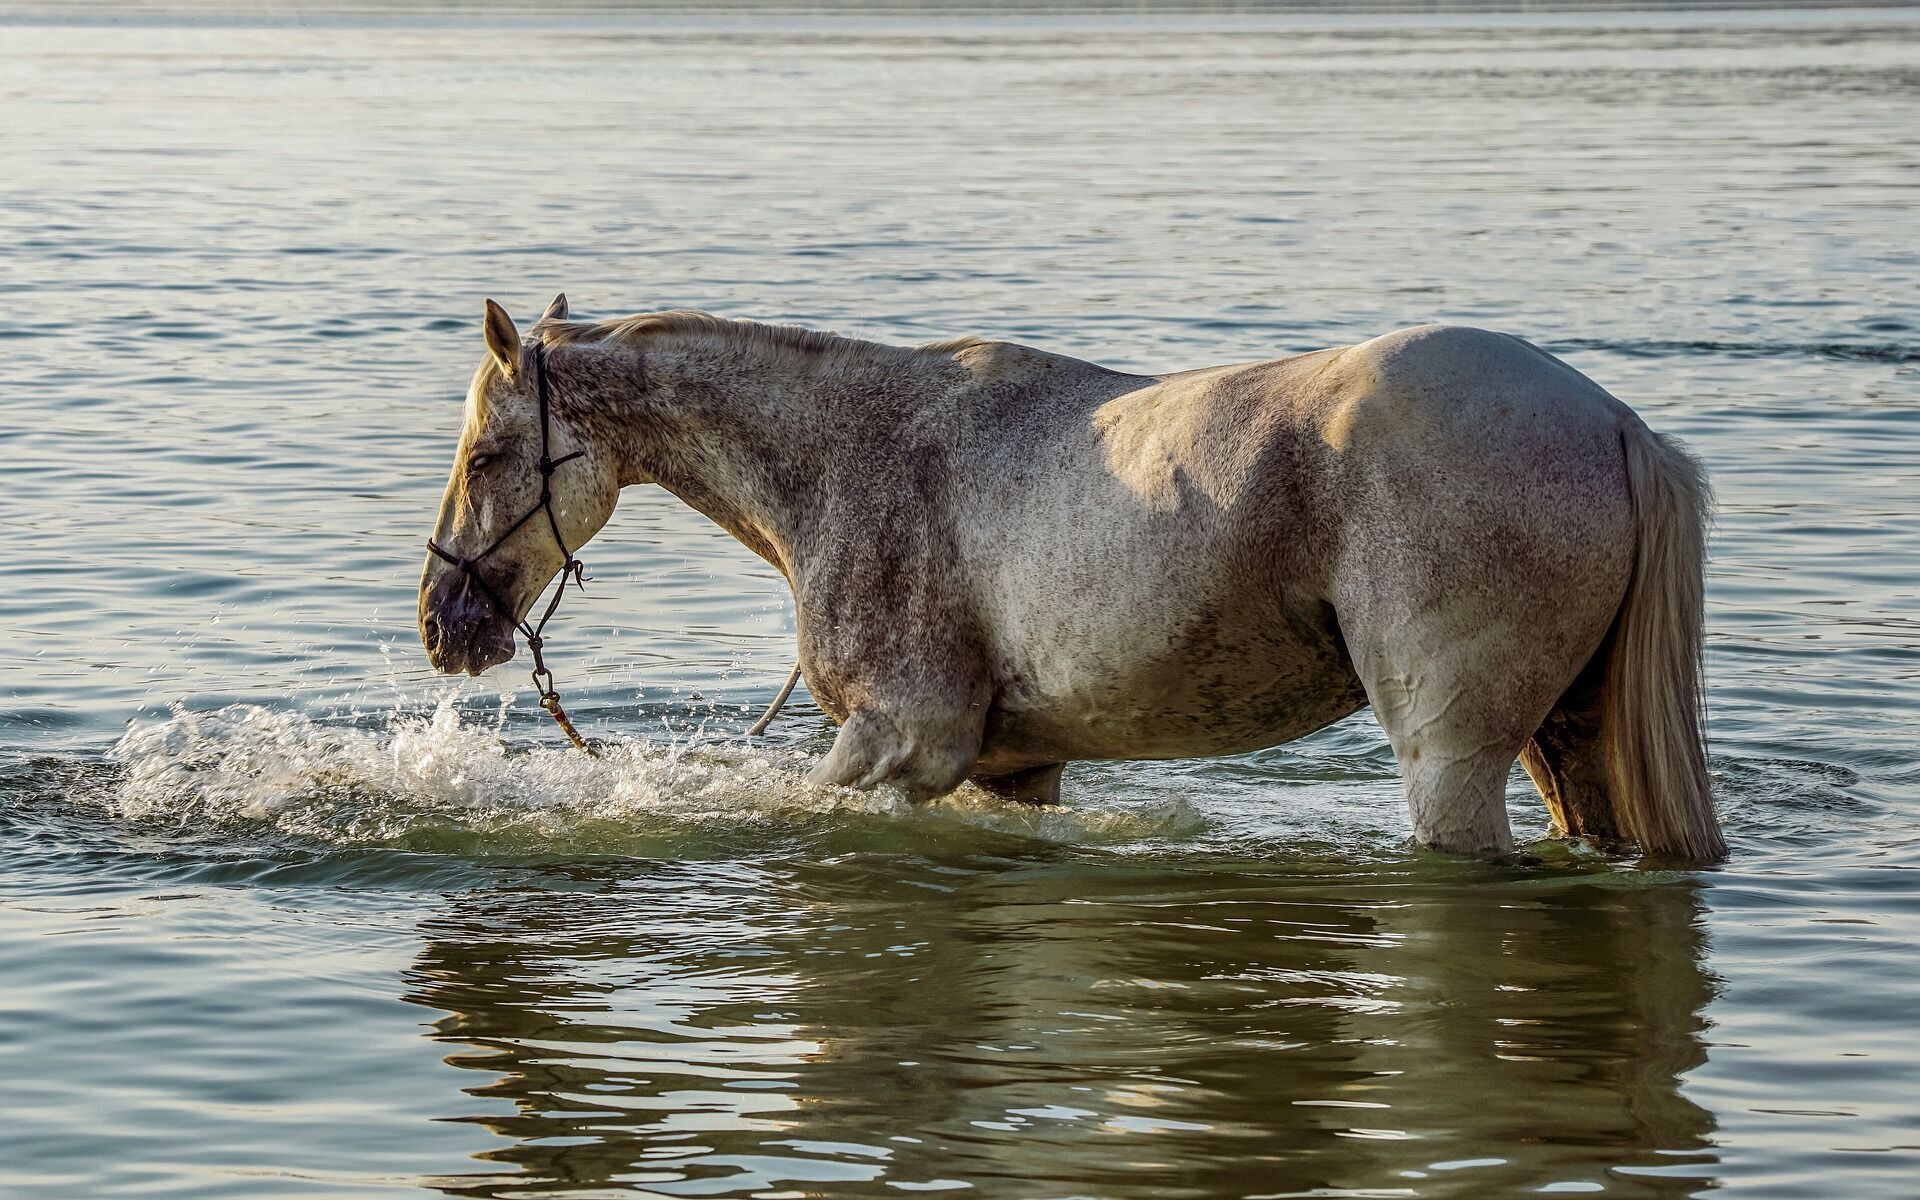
[[419, 295, 1723, 862]]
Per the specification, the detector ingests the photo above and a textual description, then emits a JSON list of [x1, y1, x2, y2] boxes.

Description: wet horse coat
[[420, 297, 1723, 861]]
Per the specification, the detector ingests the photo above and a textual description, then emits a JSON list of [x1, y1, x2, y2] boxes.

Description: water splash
[[104, 701, 1205, 856]]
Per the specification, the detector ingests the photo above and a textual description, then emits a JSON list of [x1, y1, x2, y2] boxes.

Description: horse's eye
[[467, 453, 497, 473]]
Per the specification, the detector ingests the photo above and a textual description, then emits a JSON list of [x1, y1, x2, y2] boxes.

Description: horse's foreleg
[[971, 763, 1065, 805], [807, 695, 987, 803]]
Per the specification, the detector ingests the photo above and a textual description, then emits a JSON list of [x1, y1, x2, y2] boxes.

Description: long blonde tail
[[1602, 423, 1726, 862]]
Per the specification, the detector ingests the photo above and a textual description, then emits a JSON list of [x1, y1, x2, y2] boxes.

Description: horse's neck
[[581, 335, 951, 577]]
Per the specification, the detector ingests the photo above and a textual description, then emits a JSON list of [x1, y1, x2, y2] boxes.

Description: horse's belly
[[976, 599, 1368, 771]]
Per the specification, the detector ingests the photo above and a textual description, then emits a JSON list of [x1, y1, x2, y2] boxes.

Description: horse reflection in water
[[404, 858, 1718, 1198]]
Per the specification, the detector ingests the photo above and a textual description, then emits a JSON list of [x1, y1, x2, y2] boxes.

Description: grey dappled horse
[[420, 296, 1722, 862]]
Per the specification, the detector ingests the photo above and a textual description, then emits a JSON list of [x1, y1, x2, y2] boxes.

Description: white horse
[[420, 295, 1723, 861]]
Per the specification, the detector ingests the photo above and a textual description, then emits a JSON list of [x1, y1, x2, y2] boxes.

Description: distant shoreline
[[6, 0, 1919, 34]]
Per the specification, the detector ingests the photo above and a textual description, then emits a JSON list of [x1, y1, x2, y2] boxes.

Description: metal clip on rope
[[530, 633, 594, 755]]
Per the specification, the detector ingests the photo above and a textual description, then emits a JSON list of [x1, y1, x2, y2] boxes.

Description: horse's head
[[419, 295, 619, 676]]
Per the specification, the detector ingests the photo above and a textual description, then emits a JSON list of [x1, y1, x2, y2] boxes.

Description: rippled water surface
[[4, 5, 1920, 1197]]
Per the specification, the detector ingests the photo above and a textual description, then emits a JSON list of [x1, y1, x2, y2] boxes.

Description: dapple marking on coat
[[419, 294, 1724, 862]]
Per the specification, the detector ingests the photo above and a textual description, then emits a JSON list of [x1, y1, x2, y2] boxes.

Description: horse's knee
[[808, 707, 978, 802], [894, 745, 975, 801]]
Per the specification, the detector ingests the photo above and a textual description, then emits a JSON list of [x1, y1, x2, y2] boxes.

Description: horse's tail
[[1600, 421, 1725, 863]]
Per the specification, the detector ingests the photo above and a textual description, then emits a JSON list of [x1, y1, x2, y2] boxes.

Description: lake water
[[3, 4, 1919, 1197]]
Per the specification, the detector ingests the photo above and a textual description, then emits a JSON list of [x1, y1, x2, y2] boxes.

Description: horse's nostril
[[423, 615, 441, 651]]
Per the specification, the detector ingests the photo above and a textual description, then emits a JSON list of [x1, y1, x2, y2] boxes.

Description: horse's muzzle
[[419, 575, 517, 677]]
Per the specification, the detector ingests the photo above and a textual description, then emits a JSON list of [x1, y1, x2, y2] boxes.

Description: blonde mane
[[535, 309, 988, 365]]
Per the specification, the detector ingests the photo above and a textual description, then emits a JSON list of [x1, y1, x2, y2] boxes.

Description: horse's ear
[[542, 292, 569, 322], [483, 299, 521, 377]]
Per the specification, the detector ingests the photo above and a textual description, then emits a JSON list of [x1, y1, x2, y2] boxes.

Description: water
[[3, 4, 1919, 1196]]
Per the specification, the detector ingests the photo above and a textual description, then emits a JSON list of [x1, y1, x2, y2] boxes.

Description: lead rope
[[747, 662, 803, 737], [522, 561, 595, 756], [521, 343, 597, 756]]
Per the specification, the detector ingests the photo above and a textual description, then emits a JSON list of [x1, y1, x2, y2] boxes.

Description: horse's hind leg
[[1520, 655, 1622, 843], [1399, 747, 1517, 855], [1346, 623, 1572, 855]]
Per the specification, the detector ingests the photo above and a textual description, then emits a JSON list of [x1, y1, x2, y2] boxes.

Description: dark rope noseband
[[427, 341, 596, 754]]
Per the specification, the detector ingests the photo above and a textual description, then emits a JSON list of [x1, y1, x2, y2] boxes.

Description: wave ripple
[[105, 703, 1204, 855]]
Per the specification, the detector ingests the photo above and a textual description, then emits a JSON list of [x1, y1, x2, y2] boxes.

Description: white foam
[[106, 701, 1205, 854]]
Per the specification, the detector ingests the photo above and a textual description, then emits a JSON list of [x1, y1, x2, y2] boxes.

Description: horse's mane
[[535, 310, 988, 364]]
